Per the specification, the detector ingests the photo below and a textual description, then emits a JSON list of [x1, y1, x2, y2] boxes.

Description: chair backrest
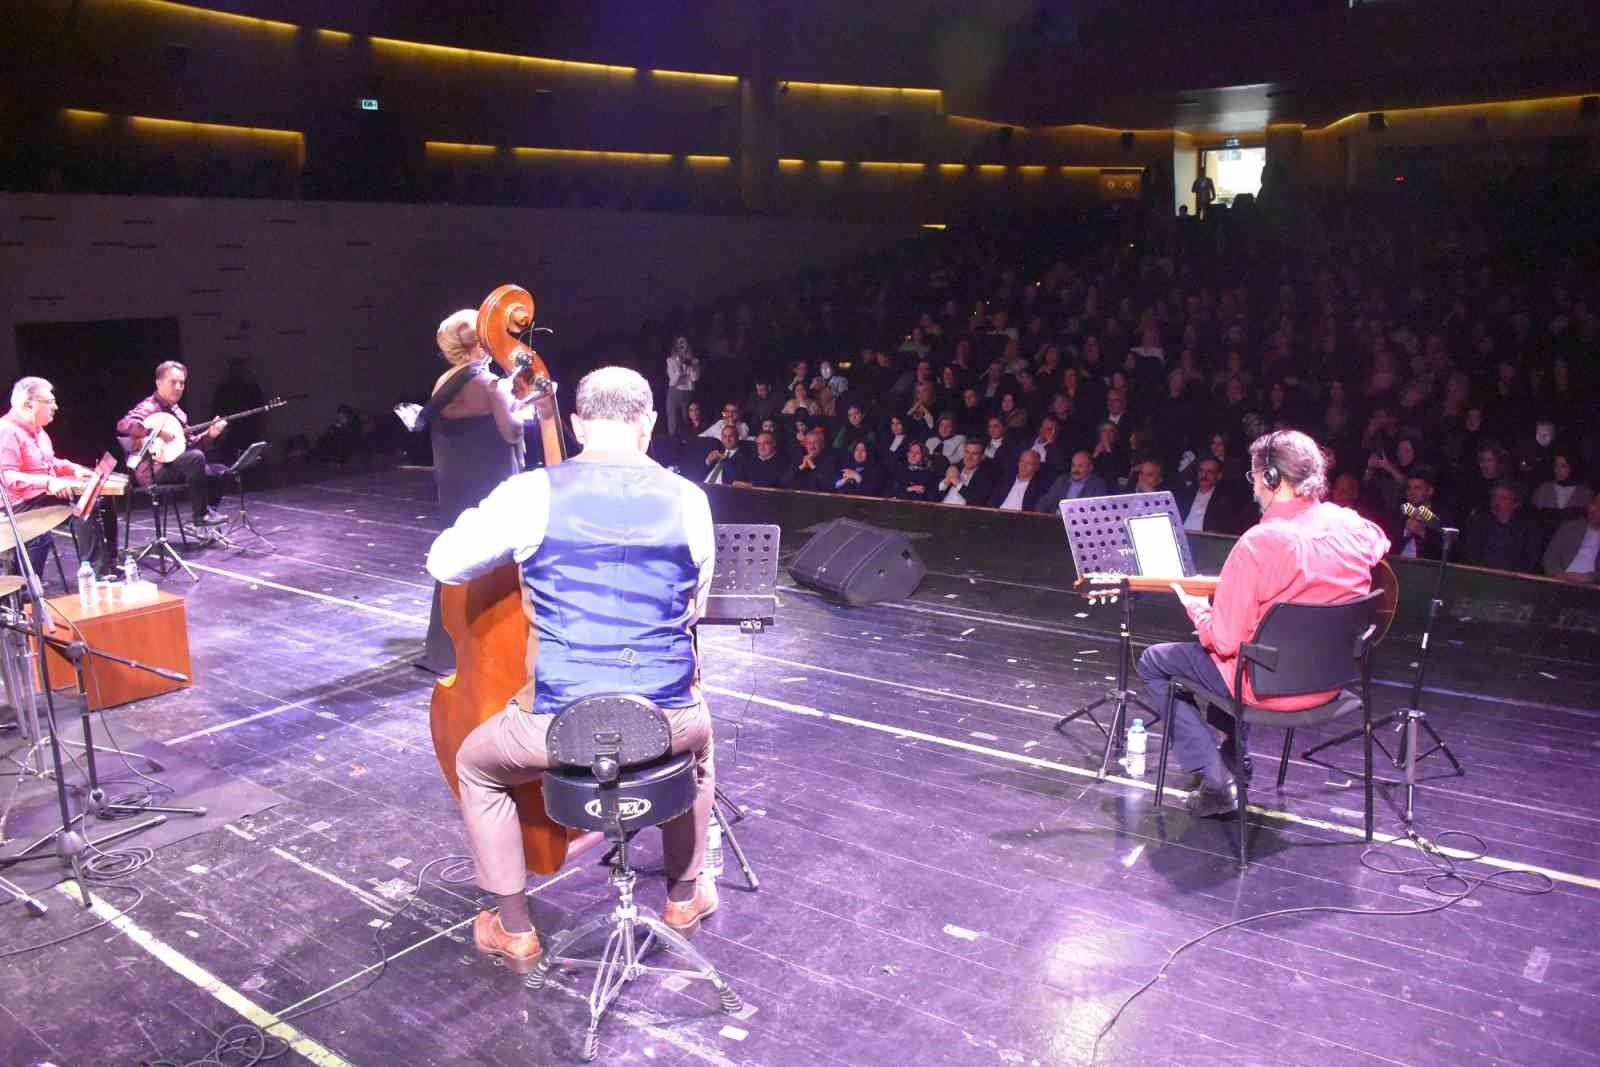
[[1240, 591, 1384, 699], [545, 693, 672, 771]]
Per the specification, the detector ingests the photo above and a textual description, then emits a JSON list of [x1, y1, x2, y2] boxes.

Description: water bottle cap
[[1131, 718, 1144, 728]]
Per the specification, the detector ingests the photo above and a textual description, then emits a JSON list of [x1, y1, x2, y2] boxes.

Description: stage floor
[[3, 468, 1598, 1066]]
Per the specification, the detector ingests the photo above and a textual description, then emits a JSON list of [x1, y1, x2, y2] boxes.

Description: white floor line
[[56, 882, 358, 1067], [275, 864, 584, 1016], [702, 683, 1600, 892], [249, 498, 441, 534], [165, 667, 412, 744], [787, 585, 1600, 720], [183, 561, 425, 623], [161, 553, 1600, 890]]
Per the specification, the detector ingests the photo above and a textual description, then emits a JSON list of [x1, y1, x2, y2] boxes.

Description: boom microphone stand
[[0, 480, 91, 912], [1304, 509, 1465, 789]]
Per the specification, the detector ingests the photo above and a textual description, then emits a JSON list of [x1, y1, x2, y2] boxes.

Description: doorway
[[1200, 145, 1266, 208]]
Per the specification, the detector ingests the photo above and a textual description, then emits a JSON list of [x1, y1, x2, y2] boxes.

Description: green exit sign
[[360, 98, 379, 111]]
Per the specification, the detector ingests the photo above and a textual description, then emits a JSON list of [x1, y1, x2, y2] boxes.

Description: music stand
[[697, 523, 780, 891], [210, 441, 274, 552], [1053, 492, 1193, 777]]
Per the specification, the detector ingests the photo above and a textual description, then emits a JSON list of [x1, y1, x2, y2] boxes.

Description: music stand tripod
[[1304, 524, 1465, 786], [1052, 493, 1191, 777], [209, 441, 274, 552]]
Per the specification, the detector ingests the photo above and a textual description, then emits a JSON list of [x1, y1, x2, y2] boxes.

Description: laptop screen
[[1126, 513, 1184, 577]]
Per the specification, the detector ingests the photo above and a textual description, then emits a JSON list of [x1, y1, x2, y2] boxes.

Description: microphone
[[1401, 501, 1458, 537]]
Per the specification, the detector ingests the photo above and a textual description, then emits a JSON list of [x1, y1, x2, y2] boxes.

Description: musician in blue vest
[[427, 366, 717, 975]]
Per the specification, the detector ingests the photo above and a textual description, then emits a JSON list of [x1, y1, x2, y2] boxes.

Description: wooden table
[[37, 590, 192, 710]]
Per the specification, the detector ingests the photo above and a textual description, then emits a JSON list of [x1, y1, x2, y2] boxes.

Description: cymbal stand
[[0, 481, 90, 910]]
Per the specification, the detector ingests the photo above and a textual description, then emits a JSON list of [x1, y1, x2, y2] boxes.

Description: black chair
[[1152, 591, 1385, 869], [527, 694, 743, 1062]]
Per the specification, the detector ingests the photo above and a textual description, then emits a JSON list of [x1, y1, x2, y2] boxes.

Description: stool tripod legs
[[528, 864, 743, 1062]]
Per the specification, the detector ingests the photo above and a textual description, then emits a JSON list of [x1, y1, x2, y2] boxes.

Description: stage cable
[[142, 853, 476, 1067], [1088, 825, 1554, 1065]]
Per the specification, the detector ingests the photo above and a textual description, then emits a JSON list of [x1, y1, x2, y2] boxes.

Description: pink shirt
[[1186, 497, 1391, 711], [0, 411, 82, 505]]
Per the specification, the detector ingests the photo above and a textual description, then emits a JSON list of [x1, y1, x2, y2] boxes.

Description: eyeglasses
[[1243, 469, 1259, 486]]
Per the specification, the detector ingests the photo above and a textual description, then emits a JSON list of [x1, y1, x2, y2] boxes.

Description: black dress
[[417, 364, 523, 675]]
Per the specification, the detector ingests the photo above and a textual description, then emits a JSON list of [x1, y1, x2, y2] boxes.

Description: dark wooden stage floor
[[4, 469, 1599, 1066]]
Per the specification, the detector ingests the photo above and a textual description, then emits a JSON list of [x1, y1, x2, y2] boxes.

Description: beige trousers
[[455, 699, 714, 896]]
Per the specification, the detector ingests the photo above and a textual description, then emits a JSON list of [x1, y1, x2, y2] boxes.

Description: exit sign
[[360, 98, 379, 111]]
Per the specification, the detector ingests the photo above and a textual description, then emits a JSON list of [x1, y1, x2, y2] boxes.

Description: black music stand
[[1053, 493, 1194, 777], [698, 523, 780, 891], [210, 441, 274, 552]]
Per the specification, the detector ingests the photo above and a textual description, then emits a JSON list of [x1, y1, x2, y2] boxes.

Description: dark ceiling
[[163, 0, 1600, 132]]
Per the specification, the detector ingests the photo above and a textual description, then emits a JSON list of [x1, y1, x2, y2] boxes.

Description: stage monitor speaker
[[787, 519, 925, 606]]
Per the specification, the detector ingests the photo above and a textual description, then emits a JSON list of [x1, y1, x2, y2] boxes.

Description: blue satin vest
[[520, 460, 700, 714]]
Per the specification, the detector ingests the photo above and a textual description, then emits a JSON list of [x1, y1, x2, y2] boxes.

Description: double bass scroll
[[427, 284, 571, 876]]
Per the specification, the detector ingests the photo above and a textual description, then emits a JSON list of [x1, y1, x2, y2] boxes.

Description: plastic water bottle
[[705, 821, 724, 878], [77, 560, 96, 606], [1124, 718, 1148, 778], [122, 554, 139, 585]]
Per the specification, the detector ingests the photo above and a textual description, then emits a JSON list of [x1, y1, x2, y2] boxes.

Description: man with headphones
[[1136, 429, 1390, 817]]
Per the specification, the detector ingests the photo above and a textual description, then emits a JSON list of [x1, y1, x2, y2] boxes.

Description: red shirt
[[0, 411, 83, 505], [1186, 496, 1391, 711]]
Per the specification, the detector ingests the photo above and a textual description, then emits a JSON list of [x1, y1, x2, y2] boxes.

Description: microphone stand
[[0, 478, 91, 912], [1304, 514, 1466, 811]]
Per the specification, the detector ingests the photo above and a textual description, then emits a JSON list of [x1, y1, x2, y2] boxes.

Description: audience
[[632, 186, 1598, 581]]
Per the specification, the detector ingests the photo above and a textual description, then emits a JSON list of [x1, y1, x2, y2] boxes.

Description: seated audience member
[[745, 380, 781, 425], [937, 440, 1000, 508], [906, 381, 938, 432], [956, 388, 987, 438], [783, 427, 838, 492], [894, 441, 941, 501], [881, 414, 912, 463], [1542, 497, 1600, 584], [1392, 464, 1451, 560], [1038, 450, 1111, 514], [1460, 481, 1542, 573], [926, 413, 966, 469], [781, 382, 813, 417], [1023, 416, 1067, 479], [701, 401, 749, 441], [1463, 441, 1514, 517], [1531, 452, 1593, 517], [834, 440, 887, 497], [731, 430, 785, 488], [989, 449, 1047, 512], [832, 403, 875, 453], [700, 423, 745, 484], [664, 400, 709, 469], [1176, 457, 1244, 534], [1090, 419, 1126, 484], [1124, 454, 1167, 494], [980, 415, 1019, 470]]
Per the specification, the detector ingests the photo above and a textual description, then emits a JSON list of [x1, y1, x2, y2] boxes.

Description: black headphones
[[1261, 431, 1282, 490]]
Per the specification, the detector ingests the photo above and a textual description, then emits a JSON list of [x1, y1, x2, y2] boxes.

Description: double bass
[[428, 284, 571, 874]]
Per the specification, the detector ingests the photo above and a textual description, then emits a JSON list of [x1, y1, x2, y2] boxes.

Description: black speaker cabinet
[[787, 519, 925, 606]]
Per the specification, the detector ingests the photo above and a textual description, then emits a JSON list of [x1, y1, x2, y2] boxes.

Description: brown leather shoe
[[473, 910, 543, 974], [662, 882, 719, 938]]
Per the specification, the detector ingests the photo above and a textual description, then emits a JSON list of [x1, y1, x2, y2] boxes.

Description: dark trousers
[[1136, 641, 1249, 787], [155, 449, 212, 522], [12, 495, 109, 581]]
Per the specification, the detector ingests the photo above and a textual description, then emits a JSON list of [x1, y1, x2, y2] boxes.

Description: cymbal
[[0, 505, 73, 552], [0, 576, 24, 598]]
